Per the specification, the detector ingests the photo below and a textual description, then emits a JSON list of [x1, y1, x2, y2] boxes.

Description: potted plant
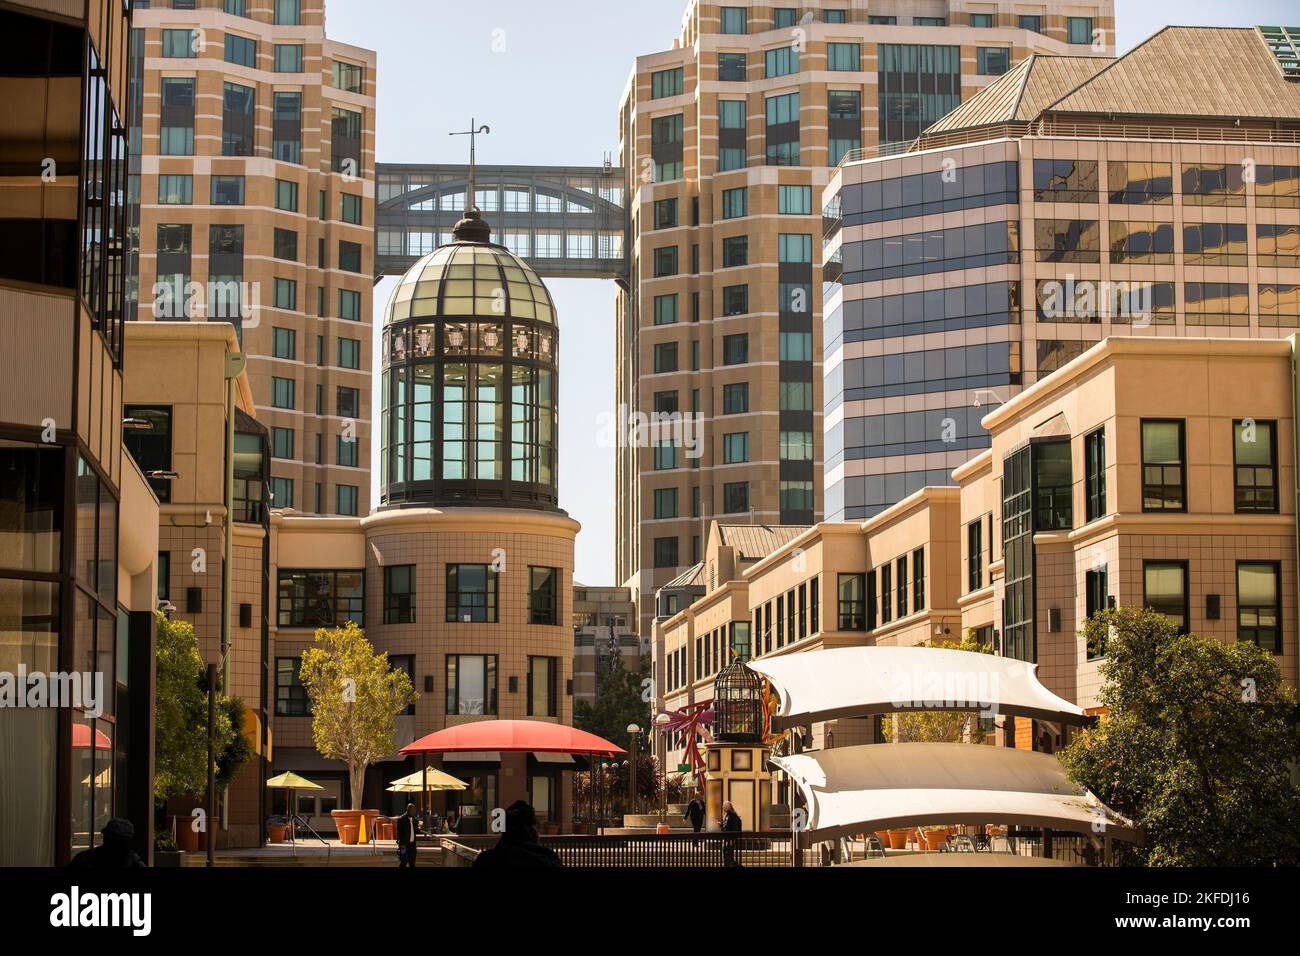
[[267, 815, 288, 844], [654, 808, 671, 834], [886, 828, 908, 850], [154, 830, 184, 868]]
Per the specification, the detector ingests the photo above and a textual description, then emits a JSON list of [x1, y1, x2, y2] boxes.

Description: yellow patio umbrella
[[386, 768, 468, 792], [266, 771, 323, 844]]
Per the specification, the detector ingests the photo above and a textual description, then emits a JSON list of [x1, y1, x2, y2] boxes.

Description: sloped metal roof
[[924, 55, 1110, 135], [716, 524, 810, 561]]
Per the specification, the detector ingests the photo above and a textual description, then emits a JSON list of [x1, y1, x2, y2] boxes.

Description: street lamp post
[[653, 712, 671, 812], [626, 723, 641, 816]]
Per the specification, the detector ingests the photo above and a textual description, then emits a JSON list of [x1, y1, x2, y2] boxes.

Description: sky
[[327, 0, 1300, 586]]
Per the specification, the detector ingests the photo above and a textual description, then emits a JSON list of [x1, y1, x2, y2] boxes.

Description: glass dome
[[379, 212, 559, 511]]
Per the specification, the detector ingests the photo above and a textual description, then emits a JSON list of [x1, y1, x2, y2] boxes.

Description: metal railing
[[440, 831, 815, 867]]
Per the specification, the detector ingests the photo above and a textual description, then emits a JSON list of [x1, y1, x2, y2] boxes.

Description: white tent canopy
[[773, 742, 1139, 845], [748, 645, 1088, 729]]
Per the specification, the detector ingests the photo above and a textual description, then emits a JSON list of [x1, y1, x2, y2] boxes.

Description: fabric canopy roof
[[747, 645, 1088, 729], [773, 742, 1139, 844], [387, 768, 467, 792], [400, 720, 625, 757]]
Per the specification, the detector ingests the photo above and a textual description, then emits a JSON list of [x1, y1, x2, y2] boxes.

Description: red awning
[[72, 723, 111, 750], [400, 720, 625, 758]]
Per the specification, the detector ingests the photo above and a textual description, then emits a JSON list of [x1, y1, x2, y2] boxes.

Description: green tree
[[153, 613, 248, 801], [879, 635, 994, 744], [1060, 606, 1300, 866], [573, 654, 650, 753], [298, 622, 417, 810]]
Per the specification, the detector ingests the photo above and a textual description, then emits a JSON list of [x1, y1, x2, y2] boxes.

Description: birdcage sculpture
[[712, 658, 762, 743]]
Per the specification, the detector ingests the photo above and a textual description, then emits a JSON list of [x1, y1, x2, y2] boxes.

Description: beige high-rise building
[[617, 0, 1114, 641], [131, 0, 376, 517]]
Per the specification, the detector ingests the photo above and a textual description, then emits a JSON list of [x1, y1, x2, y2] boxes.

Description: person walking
[[395, 803, 420, 868], [684, 789, 706, 833], [472, 801, 561, 868], [721, 800, 743, 866]]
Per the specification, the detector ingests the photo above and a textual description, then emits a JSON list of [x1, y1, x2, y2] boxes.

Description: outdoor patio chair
[[864, 834, 886, 858], [950, 834, 976, 852]]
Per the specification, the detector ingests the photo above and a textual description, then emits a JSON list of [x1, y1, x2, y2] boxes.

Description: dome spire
[[450, 119, 492, 243]]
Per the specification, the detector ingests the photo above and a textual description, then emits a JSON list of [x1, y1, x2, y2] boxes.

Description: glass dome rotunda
[[379, 210, 559, 510]]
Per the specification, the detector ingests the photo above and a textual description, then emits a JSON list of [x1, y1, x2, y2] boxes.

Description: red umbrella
[[72, 723, 112, 750], [400, 719, 625, 757]]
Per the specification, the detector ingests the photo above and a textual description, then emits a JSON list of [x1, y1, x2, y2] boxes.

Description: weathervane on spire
[[450, 119, 490, 215]]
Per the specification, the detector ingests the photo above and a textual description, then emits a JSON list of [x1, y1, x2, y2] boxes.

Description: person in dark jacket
[[720, 801, 743, 866], [395, 803, 420, 868], [684, 790, 706, 832], [69, 818, 146, 868], [472, 801, 562, 869]]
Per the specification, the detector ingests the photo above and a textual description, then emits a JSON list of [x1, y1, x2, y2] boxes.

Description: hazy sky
[[330, 0, 1299, 586]]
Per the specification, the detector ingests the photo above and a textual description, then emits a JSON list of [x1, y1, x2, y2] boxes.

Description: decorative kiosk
[[704, 659, 771, 831]]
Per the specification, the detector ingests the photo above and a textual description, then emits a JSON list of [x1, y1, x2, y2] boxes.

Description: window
[[653, 342, 678, 373], [722, 284, 748, 315], [723, 481, 749, 513], [778, 233, 812, 263], [826, 42, 860, 71], [162, 28, 197, 57], [722, 333, 748, 365], [967, 519, 983, 592], [723, 432, 749, 463], [520, 565, 559, 626], [823, 8, 846, 23], [779, 332, 812, 361], [446, 564, 498, 623], [877, 44, 959, 145], [123, 406, 173, 503], [1144, 561, 1189, 633], [1085, 427, 1106, 522], [869, 15, 897, 24], [653, 294, 678, 326], [332, 60, 364, 92], [766, 46, 799, 78], [270, 477, 293, 509], [336, 435, 358, 467], [865, 570, 878, 629], [914, 17, 946, 26], [160, 77, 196, 155], [1108, 161, 1173, 204], [1181, 163, 1245, 206], [275, 658, 309, 716], [721, 7, 747, 34], [277, 570, 363, 627], [221, 81, 255, 156], [339, 289, 361, 321], [779, 430, 813, 461], [838, 573, 865, 629], [446, 655, 497, 715], [718, 52, 747, 81], [654, 537, 679, 568], [271, 376, 295, 409], [336, 386, 360, 419], [274, 43, 303, 72], [970, 13, 994, 27], [275, 0, 301, 25], [780, 480, 813, 512], [722, 235, 748, 268], [654, 198, 678, 229], [1184, 222, 1247, 267], [1234, 420, 1277, 513], [270, 426, 294, 460], [779, 185, 812, 214], [722, 382, 748, 414], [1033, 440, 1072, 531], [157, 175, 192, 204], [779, 381, 812, 411], [224, 33, 256, 67], [652, 67, 684, 98], [1067, 17, 1094, 45], [977, 47, 1010, 75], [274, 277, 296, 311], [1108, 221, 1174, 265], [335, 485, 358, 516], [275, 179, 299, 212], [654, 246, 679, 277], [765, 92, 800, 166], [774, 8, 797, 28], [273, 228, 297, 262], [1085, 566, 1109, 659], [158, 551, 171, 601], [654, 487, 679, 518], [722, 187, 748, 218], [338, 338, 360, 370], [1018, 14, 1042, 33], [383, 565, 415, 624], [527, 656, 558, 716], [896, 556, 908, 618], [1238, 563, 1281, 654], [338, 240, 362, 273], [211, 175, 244, 205], [1142, 420, 1185, 512], [331, 107, 362, 175], [653, 444, 679, 470], [912, 547, 925, 612], [341, 194, 362, 225]]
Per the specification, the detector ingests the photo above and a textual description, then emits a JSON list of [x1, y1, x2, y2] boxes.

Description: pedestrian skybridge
[[376, 164, 629, 282]]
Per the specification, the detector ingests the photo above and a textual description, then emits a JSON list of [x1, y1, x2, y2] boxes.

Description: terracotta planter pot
[[267, 823, 287, 844], [874, 831, 891, 848], [330, 808, 381, 843], [339, 824, 358, 845], [921, 830, 948, 851], [886, 829, 908, 850], [656, 822, 671, 834], [174, 817, 199, 853]]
